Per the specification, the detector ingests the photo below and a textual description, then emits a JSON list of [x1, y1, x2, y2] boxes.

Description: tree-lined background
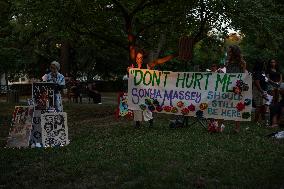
[[1, 0, 284, 81]]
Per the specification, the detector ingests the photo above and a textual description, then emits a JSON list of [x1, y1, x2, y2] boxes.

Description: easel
[[185, 116, 208, 129], [168, 61, 208, 129], [169, 115, 208, 129]]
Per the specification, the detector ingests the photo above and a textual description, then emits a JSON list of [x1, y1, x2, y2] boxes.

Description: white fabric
[[133, 110, 153, 122], [143, 110, 153, 121]]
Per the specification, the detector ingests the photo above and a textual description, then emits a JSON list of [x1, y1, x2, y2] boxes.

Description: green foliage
[[193, 35, 224, 70], [228, 0, 284, 70], [1, 0, 284, 77], [0, 0, 26, 79]]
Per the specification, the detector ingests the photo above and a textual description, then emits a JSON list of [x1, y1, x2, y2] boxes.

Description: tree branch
[[147, 53, 178, 69], [131, 0, 148, 16], [136, 20, 167, 37], [132, 0, 167, 15], [20, 29, 47, 48], [111, 0, 130, 17], [194, 0, 208, 42], [69, 25, 128, 51]]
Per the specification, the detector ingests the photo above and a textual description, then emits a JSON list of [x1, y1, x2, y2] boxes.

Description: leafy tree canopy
[[1, 0, 284, 80]]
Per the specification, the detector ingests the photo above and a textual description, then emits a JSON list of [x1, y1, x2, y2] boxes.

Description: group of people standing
[[215, 45, 282, 131], [127, 45, 283, 132], [43, 44, 283, 132], [128, 45, 248, 132], [206, 46, 283, 130], [252, 59, 283, 128]]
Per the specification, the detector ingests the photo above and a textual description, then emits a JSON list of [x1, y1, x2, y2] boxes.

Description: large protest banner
[[128, 69, 252, 121]]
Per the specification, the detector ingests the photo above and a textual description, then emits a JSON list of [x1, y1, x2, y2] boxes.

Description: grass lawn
[[0, 96, 284, 188]]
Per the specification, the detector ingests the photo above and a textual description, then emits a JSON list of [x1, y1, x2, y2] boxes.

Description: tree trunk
[[128, 33, 136, 65], [60, 41, 71, 76], [125, 15, 137, 66]]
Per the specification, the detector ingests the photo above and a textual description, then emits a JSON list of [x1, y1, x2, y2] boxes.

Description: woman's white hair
[[51, 61, 60, 71]]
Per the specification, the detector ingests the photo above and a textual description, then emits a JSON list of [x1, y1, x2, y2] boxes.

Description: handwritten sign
[[128, 69, 252, 121]]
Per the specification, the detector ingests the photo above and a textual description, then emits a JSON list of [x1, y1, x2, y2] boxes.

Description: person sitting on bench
[[87, 82, 101, 104]]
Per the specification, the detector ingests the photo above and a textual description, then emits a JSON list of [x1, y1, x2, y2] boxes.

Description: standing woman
[[132, 50, 154, 127], [226, 45, 247, 133], [266, 59, 282, 104], [43, 61, 65, 112], [252, 60, 268, 125]]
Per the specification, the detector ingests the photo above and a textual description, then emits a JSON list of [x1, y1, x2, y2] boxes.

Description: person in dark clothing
[[269, 83, 284, 128], [266, 59, 282, 104], [252, 60, 269, 125], [87, 82, 101, 104]]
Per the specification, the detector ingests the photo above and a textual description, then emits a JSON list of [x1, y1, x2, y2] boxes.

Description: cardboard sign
[[30, 109, 48, 145], [41, 112, 69, 147], [12, 106, 33, 124], [7, 106, 33, 148], [6, 123, 32, 148]]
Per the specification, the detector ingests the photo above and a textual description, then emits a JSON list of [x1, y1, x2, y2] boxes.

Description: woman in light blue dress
[[43, 61, 65, 112]]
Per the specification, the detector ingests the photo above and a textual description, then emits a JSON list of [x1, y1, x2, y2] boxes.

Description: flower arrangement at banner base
[[207, 119, 225, 133], [139, 98, 209, 119], [232, 79, 251, 119], [125, 111, 134, 119]]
